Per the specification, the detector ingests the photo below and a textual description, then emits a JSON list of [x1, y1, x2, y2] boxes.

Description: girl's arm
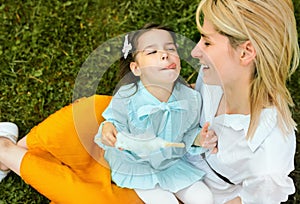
[[94, 92, 129, 148]]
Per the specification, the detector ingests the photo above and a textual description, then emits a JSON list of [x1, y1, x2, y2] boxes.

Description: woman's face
[[191, 18, 242, 87], [131, 29, 181, 86]]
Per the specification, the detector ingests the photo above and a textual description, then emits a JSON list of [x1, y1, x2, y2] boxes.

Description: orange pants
[[19, 95, 143, 204]]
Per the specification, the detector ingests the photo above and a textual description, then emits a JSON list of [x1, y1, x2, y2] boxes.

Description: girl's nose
[[161, 52, 168, 60]]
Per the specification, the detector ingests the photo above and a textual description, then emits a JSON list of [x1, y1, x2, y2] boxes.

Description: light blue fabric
[[94, 81, 205, 192]]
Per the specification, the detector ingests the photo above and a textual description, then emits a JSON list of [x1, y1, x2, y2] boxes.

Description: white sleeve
[[240, 174, 295, 204]]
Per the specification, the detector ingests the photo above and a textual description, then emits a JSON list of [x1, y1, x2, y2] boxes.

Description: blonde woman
[[189, 0, 299, 203]]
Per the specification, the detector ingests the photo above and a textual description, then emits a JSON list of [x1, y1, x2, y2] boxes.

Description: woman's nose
[[191, 42, 202, 59]]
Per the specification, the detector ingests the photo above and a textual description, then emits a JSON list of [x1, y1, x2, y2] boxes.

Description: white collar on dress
[[201, 84, 278, 152], [218, 107, 278, 152], [247, 108, 277, 152]]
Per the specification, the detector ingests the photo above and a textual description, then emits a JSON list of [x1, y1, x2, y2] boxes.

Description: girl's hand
[[225, 197, 242, 204], [190, 83, 196, 89], [101, 122, 118, 147], [194, 122, 218, 154]]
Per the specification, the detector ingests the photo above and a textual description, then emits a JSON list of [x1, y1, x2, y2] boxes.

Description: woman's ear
[[240, 40, 256, 66], [130, 62, 141, 76]]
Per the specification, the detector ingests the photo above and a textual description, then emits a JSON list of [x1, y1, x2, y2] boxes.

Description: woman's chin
[[202, 78, 221, 86]]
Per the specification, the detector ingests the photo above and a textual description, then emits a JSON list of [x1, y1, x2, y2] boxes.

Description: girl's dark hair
[[115, 23, 178, 94]]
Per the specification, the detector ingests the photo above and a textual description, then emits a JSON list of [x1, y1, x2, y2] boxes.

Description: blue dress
[[94, 81, 205, 192]]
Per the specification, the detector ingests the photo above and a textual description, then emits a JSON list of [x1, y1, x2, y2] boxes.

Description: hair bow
[[122, 34, 132, 59]]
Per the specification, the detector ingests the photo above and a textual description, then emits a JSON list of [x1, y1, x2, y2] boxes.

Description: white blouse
[[188, 83, 296, 204]]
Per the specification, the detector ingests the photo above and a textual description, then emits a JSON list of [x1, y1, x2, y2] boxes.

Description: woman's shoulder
[[248, 107, 295, 153]]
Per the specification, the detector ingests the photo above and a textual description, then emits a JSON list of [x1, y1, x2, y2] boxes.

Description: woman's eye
[[204, 42, 211, 46]]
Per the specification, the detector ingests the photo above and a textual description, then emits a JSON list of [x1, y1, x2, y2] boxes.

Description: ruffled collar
[[214, 108, 277, 152]]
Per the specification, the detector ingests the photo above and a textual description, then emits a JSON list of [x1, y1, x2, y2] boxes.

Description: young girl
[[94, 24, 214, 204]]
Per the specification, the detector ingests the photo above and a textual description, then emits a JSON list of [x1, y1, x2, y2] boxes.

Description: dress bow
[[137, 100, 189, 119]]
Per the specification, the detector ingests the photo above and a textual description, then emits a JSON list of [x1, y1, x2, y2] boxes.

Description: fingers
[[194, 122, 213, 147], [203, 130, 218, 148], [202, 129, 218, 153], [210, 147, 218, 154], [202, 122, 210, 134], [112, 127, 118, 136], [202, 138, 217, 148], [101, 122, 117, 147], [101, 133, 116, 147]]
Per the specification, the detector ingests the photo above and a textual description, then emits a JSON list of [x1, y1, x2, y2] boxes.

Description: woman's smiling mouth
[[200, 64, 209, 72]]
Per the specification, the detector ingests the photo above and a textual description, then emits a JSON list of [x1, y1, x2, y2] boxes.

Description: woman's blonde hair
[[196, 0, 299, 138]]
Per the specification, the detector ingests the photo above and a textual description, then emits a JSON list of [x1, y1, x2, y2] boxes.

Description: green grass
[[0, 0, 299, 203]]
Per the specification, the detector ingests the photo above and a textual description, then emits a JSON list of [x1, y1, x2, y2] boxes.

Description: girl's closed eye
[[167, 47, 176, 52], [165, 43, 177, 51], [144, 49, 157, 55]]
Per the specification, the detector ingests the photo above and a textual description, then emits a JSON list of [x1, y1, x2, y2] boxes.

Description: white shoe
[[0, 122, 19, 182]]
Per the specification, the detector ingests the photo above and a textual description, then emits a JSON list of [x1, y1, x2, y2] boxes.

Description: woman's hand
[[194, 122, 218, 154], [101, 122, 118, 147]]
